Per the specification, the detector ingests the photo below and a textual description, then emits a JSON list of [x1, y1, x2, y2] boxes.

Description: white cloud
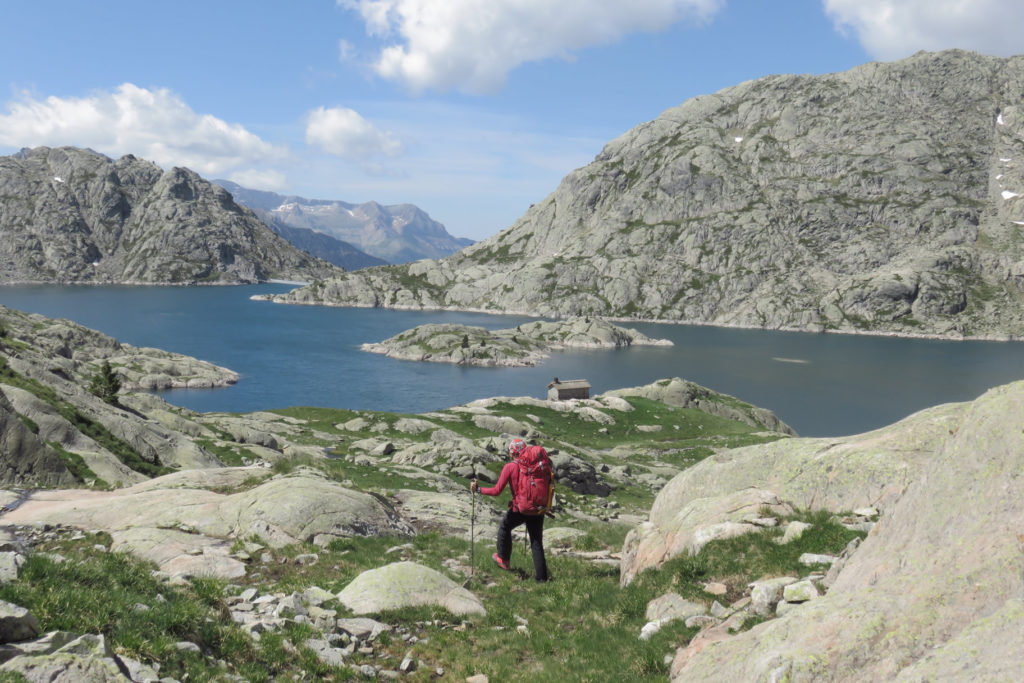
[[340, 0, 725, 93], [825, 0, 1024, 60], [228, 169, 289, 191], [305, 105, 405, 159], [0, 84, 286, 175], [338, 38, 355, 61]]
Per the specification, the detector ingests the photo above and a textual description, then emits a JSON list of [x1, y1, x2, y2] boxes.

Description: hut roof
[[547, 378, 591, 390]]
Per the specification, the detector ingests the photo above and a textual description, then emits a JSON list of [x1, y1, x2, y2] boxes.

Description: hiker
[[470, 438, 552, 582]]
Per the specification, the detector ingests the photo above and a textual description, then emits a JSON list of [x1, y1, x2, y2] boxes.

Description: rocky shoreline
[[359, 318, 673, 367], [255, 292, 1024, 343]]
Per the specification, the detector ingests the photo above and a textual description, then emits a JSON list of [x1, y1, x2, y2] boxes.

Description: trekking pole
[[470, 484, 476, 583]]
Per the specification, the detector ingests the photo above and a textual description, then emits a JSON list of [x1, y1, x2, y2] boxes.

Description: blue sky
[[2, 0, 1022, 241]]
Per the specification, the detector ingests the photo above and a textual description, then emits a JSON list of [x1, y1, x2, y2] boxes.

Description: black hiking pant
[[497, 510, 548, 582]]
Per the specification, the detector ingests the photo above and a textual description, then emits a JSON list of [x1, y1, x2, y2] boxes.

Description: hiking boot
[[492, 553, 510, 571]]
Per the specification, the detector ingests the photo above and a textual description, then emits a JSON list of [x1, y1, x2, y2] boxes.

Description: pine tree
[[88, 360, 122, 405]]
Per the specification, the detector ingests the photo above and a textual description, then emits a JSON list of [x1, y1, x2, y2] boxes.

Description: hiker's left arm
[[478, 462, 514, 496]]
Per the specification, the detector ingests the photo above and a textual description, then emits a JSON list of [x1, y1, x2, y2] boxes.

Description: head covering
[[508, 438, 527, 458]]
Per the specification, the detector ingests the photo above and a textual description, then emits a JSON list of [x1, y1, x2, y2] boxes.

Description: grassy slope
[[0, 511, 862, 682], [0, 394, 864, 681]]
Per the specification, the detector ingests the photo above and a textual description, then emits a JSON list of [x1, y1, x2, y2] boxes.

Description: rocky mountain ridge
[[267, 50, 1024, 340], [0, 147, 342, 284], [215, 180, 473, 264]]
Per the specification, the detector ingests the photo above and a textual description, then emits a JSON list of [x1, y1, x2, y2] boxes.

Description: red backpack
[[511, 445, 553, 515]]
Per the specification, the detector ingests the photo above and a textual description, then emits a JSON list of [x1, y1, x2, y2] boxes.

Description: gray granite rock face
[[0, 146, 342, 284], [269, 50, 1024, 340], [660, 379, 1024, 681], [0, 390, 75, 488]]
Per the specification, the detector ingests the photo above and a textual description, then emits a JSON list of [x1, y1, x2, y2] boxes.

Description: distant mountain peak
[[216, 180, 473, 264]]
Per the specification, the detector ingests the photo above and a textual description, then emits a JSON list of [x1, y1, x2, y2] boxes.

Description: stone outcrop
[[267, 50, 1024, 340], [0, 147, 342, 284], [0, 632, 127, 682], [620, 395, 958, 584], [360, 317, 672, 367], [0, 392, 75, 488], [618, 378, 1024, 680], [336, 561, 486, 616], [604, 377, 796, 434], [0, 468, 413, 576]]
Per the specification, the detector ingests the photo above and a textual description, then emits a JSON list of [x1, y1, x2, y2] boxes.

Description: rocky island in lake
[[360, 317, 673, 367]]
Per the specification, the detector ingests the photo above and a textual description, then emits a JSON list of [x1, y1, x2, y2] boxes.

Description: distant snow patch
[[998, 113, 1005, 125], [1013, 221, 1024, 226], [773, 357, 810, 365], [53, 176, 64, 183], [997, 174, 1004, 180], [1001, 158, 1012, 162], [734, 137, 743, 143], [1002, 191, 1021, 200]]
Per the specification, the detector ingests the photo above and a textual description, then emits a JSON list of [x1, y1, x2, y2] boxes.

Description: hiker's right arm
[[478, 462, 515, 496]]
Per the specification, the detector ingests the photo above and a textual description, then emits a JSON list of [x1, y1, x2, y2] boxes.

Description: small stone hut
[[547, 377, 590, 401]]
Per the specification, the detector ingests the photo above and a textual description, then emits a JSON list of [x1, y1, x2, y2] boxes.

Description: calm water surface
[[2, 283, 1022, 437]]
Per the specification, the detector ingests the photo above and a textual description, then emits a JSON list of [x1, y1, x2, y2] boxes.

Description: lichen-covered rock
[[622, 488, 793, 585], [667, 380, 1024, 680], [391, 489, 501, 539], [645, 593, 707, 622], [336, 561, 486, 616], [620, 395, 963, 584], [782, 579, 820, 604], [109, 527, 245, 579], [0, 468, 415, 572]]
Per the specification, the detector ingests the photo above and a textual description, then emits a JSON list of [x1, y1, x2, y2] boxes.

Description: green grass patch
[[633, 508, 865, 605]]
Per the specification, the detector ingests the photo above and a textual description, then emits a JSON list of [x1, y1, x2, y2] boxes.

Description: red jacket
[[479, 462, 517, 497]]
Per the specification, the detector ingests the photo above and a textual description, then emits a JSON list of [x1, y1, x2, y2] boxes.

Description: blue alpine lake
[[2, 283, 1023, 438]]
